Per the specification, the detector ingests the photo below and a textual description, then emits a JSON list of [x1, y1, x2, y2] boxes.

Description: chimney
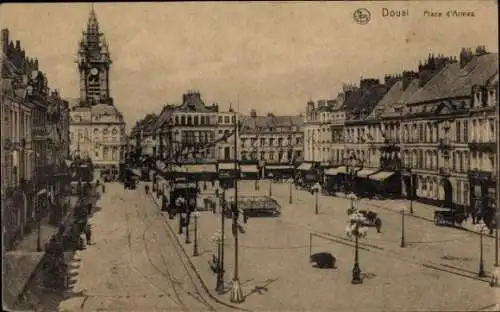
[[475, 45, 488, 56], [384, 74, 399, 89], [250, 109, 257, 118], [459, 47, 474, 68], [15, 40, 21, 51], [1, 28, 8, 54], [360, 78, 380, 90], [306, 100, 315, 114], [402, 71, 418, 90]]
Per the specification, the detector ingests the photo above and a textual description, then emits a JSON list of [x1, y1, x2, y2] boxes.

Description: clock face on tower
[[90, 68, 99, 76]]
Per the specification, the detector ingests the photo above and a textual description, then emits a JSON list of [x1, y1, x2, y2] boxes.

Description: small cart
[[433, 208, 466, 226]]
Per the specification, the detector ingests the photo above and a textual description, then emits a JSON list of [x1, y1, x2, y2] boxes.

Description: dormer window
[[473, 86, 482, 107], [488, 86, 496, 106]]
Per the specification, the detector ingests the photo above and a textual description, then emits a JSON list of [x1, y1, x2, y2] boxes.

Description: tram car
[[69, 158, 98, 208], [166, 178, 199, 219]]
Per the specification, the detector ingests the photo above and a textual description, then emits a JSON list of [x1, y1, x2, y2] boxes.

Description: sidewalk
[[333, 192, 498, 238], [3, 195, 81, 310]]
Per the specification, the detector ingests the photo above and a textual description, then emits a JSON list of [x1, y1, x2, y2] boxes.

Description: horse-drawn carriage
[[433, 208, 467, 226], [347, 208, 382, 233]]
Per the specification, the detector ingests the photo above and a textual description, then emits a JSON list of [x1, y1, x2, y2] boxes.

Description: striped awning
[[240, 165, 259, 173], [369, 171, 395, 181], [266, 165, 294, 170], [218, 163, 236, 170], [356, 169, 378, 178], [177, 164, 217, 173], [297, 163, 313, 171], [324, 166, 347, 176]]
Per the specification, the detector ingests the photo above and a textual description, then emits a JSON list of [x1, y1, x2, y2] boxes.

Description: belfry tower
[[76, 5, 113, 105]]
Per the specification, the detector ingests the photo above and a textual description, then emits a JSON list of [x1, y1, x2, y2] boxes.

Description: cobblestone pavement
[[151, 179, 499, 312], [56, 182, 236, 312]]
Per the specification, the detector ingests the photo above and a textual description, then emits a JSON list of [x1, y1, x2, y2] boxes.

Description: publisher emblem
[[353, 8, 371, 25]]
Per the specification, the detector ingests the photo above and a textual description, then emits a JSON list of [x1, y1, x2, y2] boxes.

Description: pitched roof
[[367, 80, 404, 120], [151, 105, 175, 129], [407, 53, 499, 104], [369, 79, 421, 119], [341, 90, 364, 111], [240, 115, 303, 132], [175, 92, 218, 113], [91, 104, 124, 121], [347, 85, 388, 119]]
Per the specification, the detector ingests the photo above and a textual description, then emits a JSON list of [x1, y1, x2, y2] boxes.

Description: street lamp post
[[477, 222, 487, 277], [347, 192, 358, 211], [288, 177, 293, 204], [230, 112, 244, 303], [407, 168, 414, 214], [347, 211, 368, 284], [193, 210, 199, 256], [312, 182, 321, 214], [216, 187, 225, 293], [268, 173, 273, 197], [177, 197, 184, 234], [400, 206, 406, 248], [185, 204, 191, 244]]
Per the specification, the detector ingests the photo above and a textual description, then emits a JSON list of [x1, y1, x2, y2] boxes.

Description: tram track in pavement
[[274, 218, 493, 285], [144, 183, 252, 312], [138, 194, 220, 312], [126, 187, 221, 312]]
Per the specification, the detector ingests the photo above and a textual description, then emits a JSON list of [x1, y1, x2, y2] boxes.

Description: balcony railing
[[438, 138, 452, 150], [467, 139, 496, 152], [439, 167, 451, 176], [468, 169, 494, 181]]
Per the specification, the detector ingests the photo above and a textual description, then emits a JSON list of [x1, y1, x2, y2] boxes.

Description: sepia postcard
[[1, 1, 499, 311]]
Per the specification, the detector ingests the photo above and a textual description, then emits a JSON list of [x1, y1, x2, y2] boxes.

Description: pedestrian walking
[[85, 222, 92, 245]]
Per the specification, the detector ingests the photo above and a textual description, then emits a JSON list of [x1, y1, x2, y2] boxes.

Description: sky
[[1, 1, 498, 130]]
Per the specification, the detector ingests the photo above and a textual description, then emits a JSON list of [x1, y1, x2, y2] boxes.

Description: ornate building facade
[[239, 110, 304, 163], [317, 48, 498, 215], [69, 8, 127, 176], [1, 28, 70, 250]]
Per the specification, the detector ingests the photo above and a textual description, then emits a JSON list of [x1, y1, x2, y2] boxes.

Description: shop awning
[[183, 164, 217, 173], [173, 182, 198, 189], [131, 169, 141, 176], [356, 169, 378, 178], [266, 165, 294, 170], [218, 163, 236, 170], [297, 163, 313, 171], [369, 171, 395, 181], [324, 166, 347, 176], [240, 164, 259, 173]]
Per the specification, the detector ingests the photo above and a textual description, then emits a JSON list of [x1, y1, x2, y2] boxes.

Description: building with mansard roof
[[239, 110, 304, 177], [322, 47, 498, 215], [399, 48, 498, 214], [144, 90, 236, 168], [69, 7, 127, 178]]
